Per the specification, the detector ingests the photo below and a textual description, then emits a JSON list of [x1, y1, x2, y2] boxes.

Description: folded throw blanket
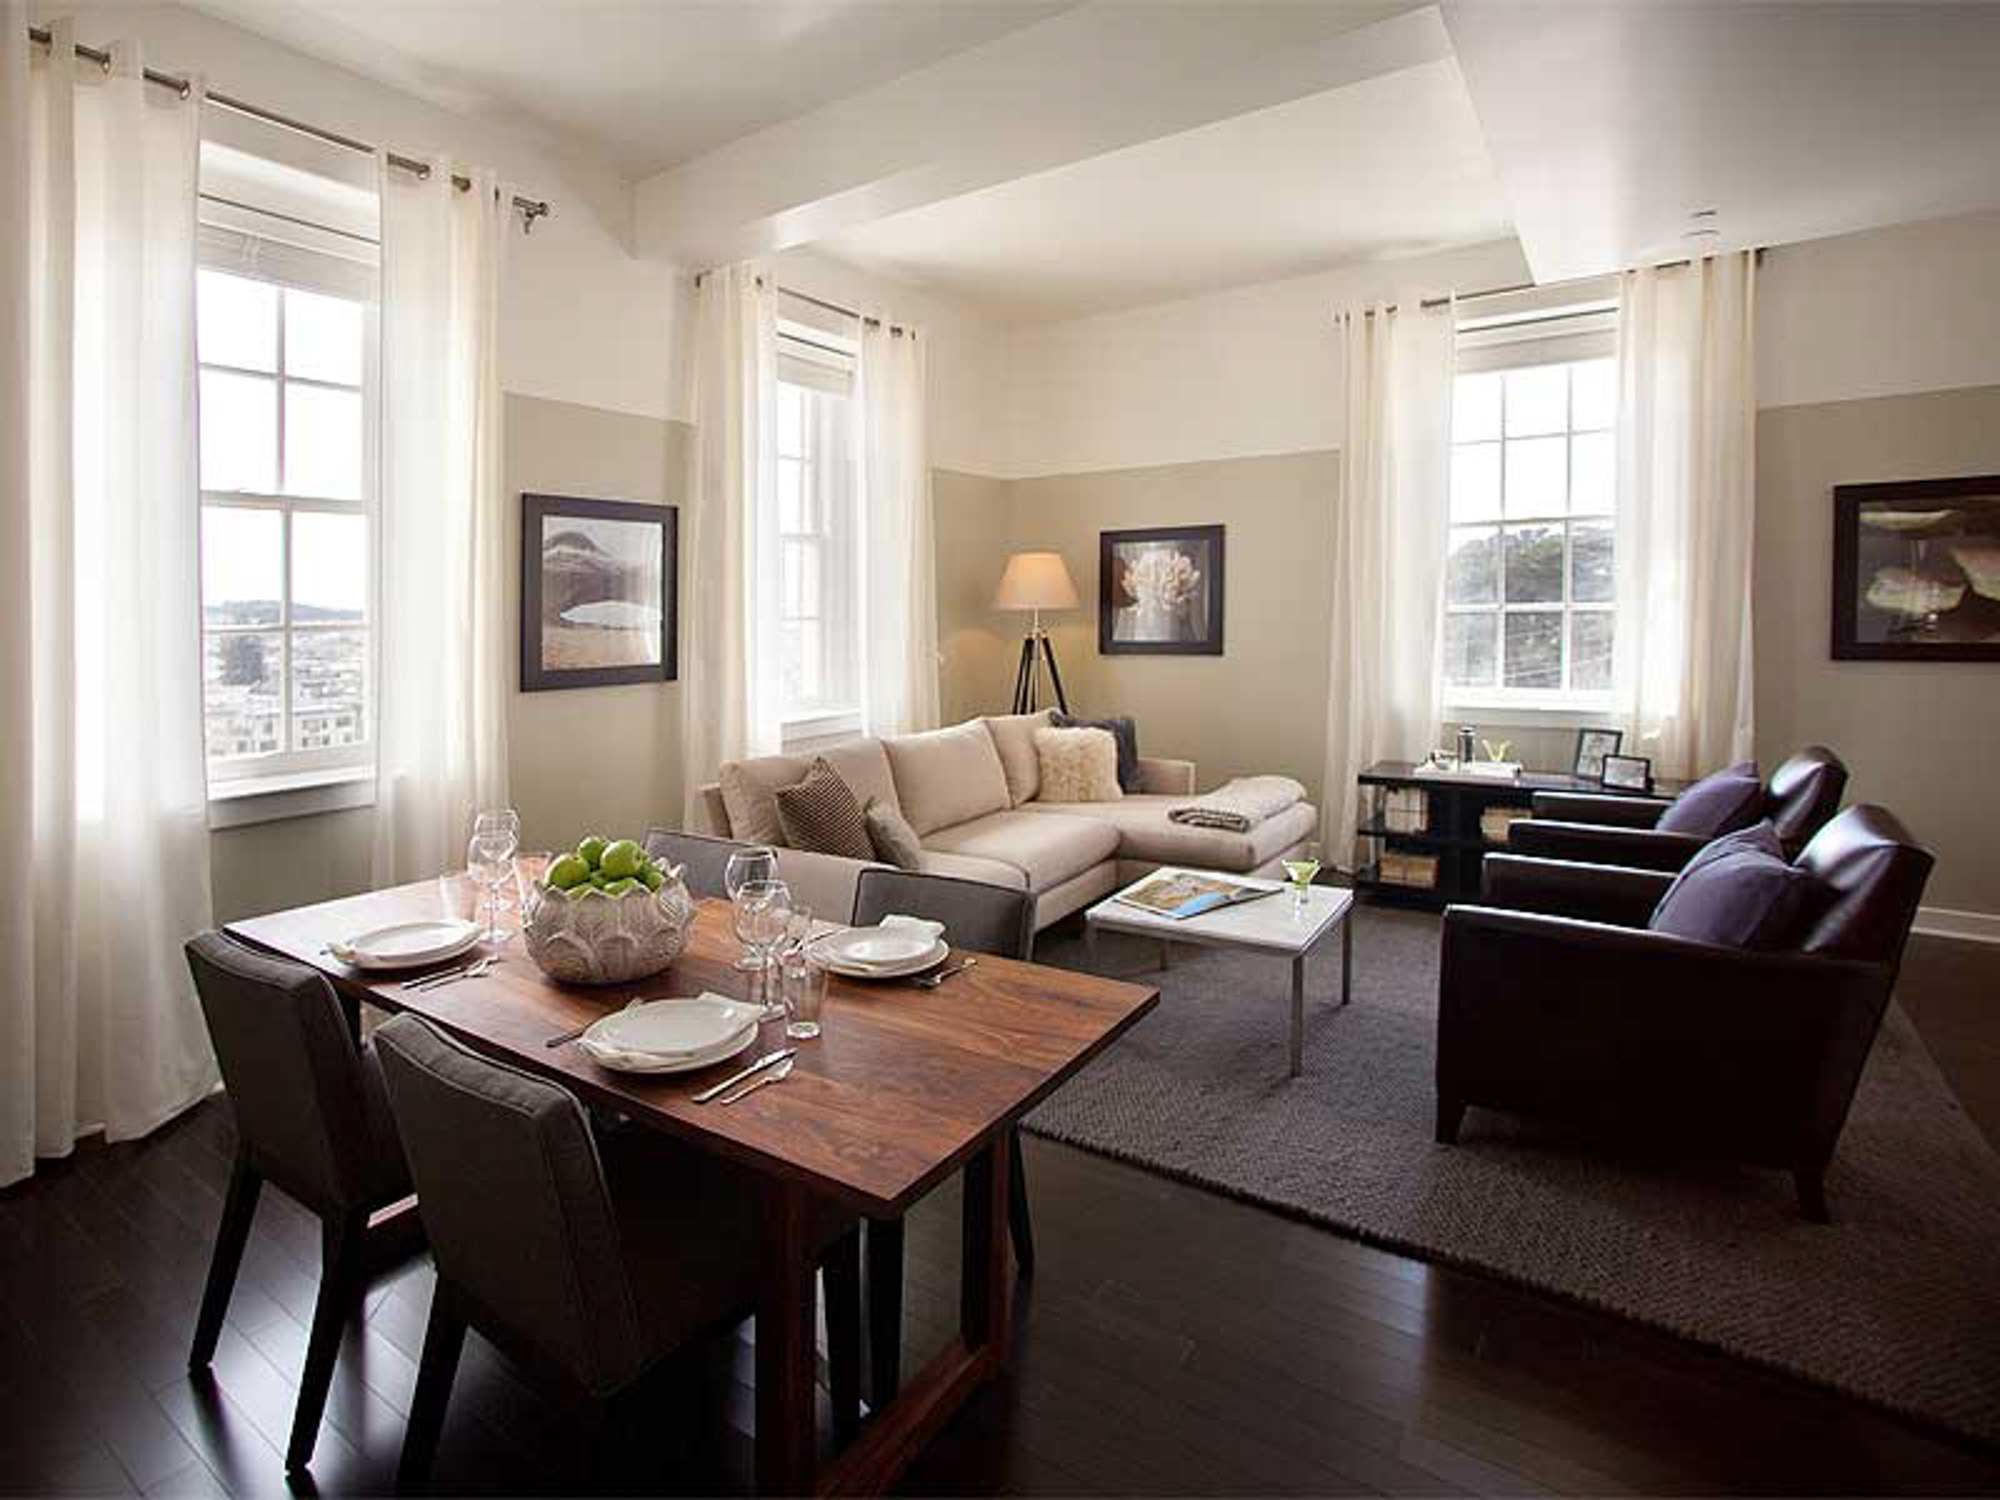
[[1168, 775, 1307, 833]]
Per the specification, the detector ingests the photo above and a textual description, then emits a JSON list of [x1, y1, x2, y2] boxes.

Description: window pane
[[777, 383, 807, 457], [1570, 431, 1614, 514], [202, 506, 282, 627], [1444, 612, 1497, 688], [1450, 443, 1501, 523], [284, 288, 363, 386], [780, 537, 821, 617], [291, 628, 367, 751], [292, 511, 367, 622], [1503, 612, 1563, 689], [1453, 372, 1501, 443], [199, 370, 277, 492], [204, 630, 284, 761], [1572, 358, 1615, 431], [1503, 524, 1564, 603], [781, 618, 823, 706], [1504, 435, 1567, 516], [1571, 610, 1614, 691], [1445, 527, 1499, 606], [284, 384, 363, 500], [778, 457, 808, 532], [1504, 364, 1567, 436], [1571, 519, 1615, 603], [197, 270, 277, 372]]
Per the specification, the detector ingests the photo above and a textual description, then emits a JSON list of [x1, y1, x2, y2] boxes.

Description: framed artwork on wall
[[520, 493, 678, 692], [1098, 524, 1225, 655], [1832, 475, 2000, 662]]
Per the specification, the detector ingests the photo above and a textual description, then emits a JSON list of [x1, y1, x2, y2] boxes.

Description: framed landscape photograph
[[1832, 475, 2000, 661], [1601, 753, 1653, 793], [520, 494, 677, 691], [1099, 524, 1225, 655]]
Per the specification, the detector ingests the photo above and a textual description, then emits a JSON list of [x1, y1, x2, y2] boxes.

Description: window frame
[[774, 324, 861, 746]]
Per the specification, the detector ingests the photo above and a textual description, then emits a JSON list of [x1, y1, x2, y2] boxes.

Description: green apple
[[640, 864, 665, 892], [546, 853, 590, 890], [599, 838, 645, 880], [575, 835, 609, 870], [602, 877, 640, 896]]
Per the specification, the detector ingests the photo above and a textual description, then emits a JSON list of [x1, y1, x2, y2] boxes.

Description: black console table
[[1354, 760, 1686, 910]]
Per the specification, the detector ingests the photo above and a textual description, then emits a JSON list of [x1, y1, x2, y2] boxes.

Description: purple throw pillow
[[1657, 760, 1763, 837], [1648, 821, 1812, 949]]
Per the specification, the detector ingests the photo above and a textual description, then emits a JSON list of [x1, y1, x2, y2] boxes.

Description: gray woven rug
[[1026, 906, 2000, 1447]]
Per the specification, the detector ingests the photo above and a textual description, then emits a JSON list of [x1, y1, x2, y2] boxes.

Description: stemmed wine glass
[[724, 846, 779, 970], [736, 879, 792, 1022], [467, 818, 519, 944]]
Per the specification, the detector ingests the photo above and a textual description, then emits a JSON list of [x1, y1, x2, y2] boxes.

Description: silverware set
[[694, 1047, 796, 1104], [719, 1056, 793, 1105], [914, 956, 977, 990], [401, 955, 499, 992]]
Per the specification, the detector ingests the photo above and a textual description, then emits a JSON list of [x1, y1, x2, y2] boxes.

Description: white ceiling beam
[[635, 1, 1451, 269]]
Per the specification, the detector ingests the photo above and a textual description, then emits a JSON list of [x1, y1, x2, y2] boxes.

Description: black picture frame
[[520, 493, 678, 692], [1098, 524, 1225, 656], [1601, 753, 1653, 793], [1572, 727, 1623, 781], [1831, 475, 2000, 662]]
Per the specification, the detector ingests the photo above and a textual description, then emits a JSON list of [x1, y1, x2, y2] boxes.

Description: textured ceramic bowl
[[521, 871, 695, 986]]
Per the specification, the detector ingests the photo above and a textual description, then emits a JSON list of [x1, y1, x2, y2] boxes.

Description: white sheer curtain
[[857, 320, 940, 736], [3, 18, 217, 1187], [1614, 253, 1758, 780], [371, 155, 510, 885], [681, 264, 781, 825], [1322, 300, 1456, 864]]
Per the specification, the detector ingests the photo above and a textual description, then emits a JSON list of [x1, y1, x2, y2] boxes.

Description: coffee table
[[1083, 867, 1354, 1078]]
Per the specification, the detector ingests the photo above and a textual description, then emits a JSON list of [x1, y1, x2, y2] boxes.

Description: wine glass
[[1282, 840, 1322, 914], [738, 880, 792, 1021], [724, 847, 779, 970], [467, 829, 518, 943]]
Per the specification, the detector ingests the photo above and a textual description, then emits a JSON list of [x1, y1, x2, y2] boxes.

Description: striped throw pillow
[[774, 757, 874, 861]]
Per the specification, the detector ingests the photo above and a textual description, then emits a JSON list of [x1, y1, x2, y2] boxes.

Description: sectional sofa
[[693, 711, 1319, 933]]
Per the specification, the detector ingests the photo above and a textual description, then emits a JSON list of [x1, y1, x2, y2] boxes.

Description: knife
[[693, 1047, 796, 1105]]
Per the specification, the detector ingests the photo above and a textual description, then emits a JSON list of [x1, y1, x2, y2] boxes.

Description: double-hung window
[[196, 227, 377, 786], [774, 320, 861, 742], [1444, 298, 1618, 706]]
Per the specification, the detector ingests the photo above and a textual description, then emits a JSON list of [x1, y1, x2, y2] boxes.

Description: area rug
[[1026, 906, 2000, 1446]]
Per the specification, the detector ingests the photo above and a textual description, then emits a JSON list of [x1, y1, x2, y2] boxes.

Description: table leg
[[1341, 912, 1353, 1008], [1084, 922, 1097, 974], [1289, 955, 1304, 1078], [756, 1180, 816, 1496], [961, 1132, 1011, 1359], [1160, 939, 1172, 973]]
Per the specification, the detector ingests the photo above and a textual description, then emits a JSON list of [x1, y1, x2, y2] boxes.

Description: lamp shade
[[993, 551, 1080, 612]]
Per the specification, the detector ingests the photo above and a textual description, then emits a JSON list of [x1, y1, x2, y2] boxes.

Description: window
[[196, 237, 377, 783], [774, 327, 859, 734], [1443, 352, 1616, 703]]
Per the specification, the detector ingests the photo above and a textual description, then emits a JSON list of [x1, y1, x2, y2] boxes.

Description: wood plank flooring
[[2, 931, 1996, 1496]]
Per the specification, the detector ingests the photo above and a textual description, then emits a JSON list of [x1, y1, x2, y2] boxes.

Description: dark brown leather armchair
[[1508, 746, 1849, 871], [1438, 805, 1933, 1220]]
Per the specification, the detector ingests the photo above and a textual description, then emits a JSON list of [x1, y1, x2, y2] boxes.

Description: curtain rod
[[26, 25, 552, 231], [1339, 247, 1768, 320], [693, 269, 915, 337]]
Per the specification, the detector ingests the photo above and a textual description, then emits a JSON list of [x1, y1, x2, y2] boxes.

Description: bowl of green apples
[[521, 835, 695, 986]]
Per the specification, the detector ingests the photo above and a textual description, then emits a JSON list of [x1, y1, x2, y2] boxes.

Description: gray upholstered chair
[[373, 1013, 860, 1490], [183, 930, 417, 1472], [643, 827, 755, 900], [849, 867, 1036, 1410]]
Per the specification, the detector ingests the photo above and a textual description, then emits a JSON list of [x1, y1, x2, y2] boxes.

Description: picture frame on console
[[1572, 727, 1623, 781], [520, 493, 678, 692], [1601, 753, 1653, 793], [1831, 474, 2000, 662], [1099, 524, 1225, 655]]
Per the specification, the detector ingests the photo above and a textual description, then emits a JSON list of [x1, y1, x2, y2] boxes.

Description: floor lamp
[[995, 551, 1079, 714]]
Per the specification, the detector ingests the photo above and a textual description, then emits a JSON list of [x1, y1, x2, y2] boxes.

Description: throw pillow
[[863, 796, 925, 871], [1648, 820, 1814, 949], [1034, 726, 1123, 803], [984, 710, 1052, 806], [1051, 711, 1139, 793], [1657, 759, 1764, 837], [773, 758, 874, 861]]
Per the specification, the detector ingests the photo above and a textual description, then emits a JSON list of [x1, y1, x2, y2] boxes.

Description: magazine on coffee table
[[1113, 870, 1280, 921]]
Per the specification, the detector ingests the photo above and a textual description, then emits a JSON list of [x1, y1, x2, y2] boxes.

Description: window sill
[[781, 708, 863, 754], [208, 765, 375, 830], [1443, 697, 1622, 729]]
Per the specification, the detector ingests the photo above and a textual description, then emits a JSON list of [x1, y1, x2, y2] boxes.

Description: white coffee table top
[[1085, 867, 1354, 957]]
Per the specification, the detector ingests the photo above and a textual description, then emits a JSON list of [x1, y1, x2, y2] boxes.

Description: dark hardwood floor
[[3, 930, 1996, 1497]]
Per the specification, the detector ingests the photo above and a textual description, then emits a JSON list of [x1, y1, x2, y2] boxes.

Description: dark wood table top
[[1360, 759, 1691, 797], [228, 882, 1159, 1217]]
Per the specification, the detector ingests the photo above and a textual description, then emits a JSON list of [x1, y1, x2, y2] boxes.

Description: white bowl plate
[[578, 1023, 755, 1076], [590, 995, 761, 1058], [337, 919, 482, 971], [815, 936, 950, 980]]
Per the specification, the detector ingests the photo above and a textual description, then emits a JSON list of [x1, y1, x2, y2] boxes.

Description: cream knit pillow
[[1033, 726, 1123, 803]]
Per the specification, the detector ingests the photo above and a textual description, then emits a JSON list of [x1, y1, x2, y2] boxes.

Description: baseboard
[[1911, 905, 2000, 945]]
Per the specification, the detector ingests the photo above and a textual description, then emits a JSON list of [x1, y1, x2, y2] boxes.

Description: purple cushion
[[1648, 821, 1813, 949], [1656, 760, 1763, 837]]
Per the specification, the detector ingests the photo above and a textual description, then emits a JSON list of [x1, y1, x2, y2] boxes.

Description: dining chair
[[372, 1013, 862, 1490], [643, 827, 753, 900], [849, 867, 1037, 1411], [182, 931, 419, 1472]]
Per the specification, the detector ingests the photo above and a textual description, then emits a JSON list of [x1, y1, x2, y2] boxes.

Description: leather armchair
[[1438, 805, 1933, 1220], [1508, 746, 1849, 871]]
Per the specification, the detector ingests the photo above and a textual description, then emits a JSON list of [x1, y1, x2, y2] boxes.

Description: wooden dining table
[[227, 880, 1158, 1495]]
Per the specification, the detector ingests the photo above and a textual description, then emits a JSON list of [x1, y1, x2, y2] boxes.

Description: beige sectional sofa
[[693, 712, 1318, 932]]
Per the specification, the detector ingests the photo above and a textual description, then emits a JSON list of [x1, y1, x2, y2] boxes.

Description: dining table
[[227, 879, 1159, 1496]]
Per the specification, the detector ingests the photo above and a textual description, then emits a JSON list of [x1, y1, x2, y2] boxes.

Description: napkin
[[832, 915, 946, 971]]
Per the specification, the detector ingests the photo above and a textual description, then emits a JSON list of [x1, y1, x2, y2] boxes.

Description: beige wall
[[1756, 384, 2000, 915], [933, 469, 1017, 726]]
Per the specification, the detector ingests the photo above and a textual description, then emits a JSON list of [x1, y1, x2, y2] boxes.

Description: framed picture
[[1832, 475, 2000, 661], [1099, 525, 1225, 655], [1572, 727, 1623, 781], [1601, 753, 1653, 793], [520, 493, 677, 692]]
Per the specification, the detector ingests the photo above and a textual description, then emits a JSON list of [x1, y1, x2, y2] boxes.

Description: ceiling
[[814, 56, 1510, 321], [184, 0, 1073, 177]]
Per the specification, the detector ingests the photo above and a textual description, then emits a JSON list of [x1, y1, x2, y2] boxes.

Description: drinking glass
[[784, 954, 829, 1041], [1282, 840, 1323, 914], [467, 831, 517, 943], [738, 880, 792, 1022], [724, 846, 779, 970]]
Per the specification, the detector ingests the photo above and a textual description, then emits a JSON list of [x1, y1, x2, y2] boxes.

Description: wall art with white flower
[[1098, 524, 1225, 655]]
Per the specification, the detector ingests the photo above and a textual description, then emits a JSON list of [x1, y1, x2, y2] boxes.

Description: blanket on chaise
[[1167, 775, 1306, 833]]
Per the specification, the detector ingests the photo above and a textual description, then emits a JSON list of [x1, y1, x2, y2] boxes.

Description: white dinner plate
[[589, 995, 762, 1058], [333, 919, 481, 972], [814, 934, 950, 980], [579, 1021, 755, 1076]]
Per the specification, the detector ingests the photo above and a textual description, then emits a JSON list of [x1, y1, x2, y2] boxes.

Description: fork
[[409, 956, 498, 992], [914, 957, 978, 990], [719, 1056, 794, 1105]]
